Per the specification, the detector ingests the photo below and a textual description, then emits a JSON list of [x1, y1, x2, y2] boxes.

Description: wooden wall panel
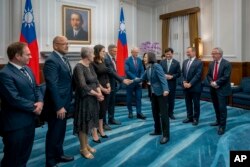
[[201, 61, 249, 85]]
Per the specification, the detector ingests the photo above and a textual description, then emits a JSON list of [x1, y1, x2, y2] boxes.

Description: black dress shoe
[[93, 139, 101, 143], [46, 165, 58, 167], [182, 118, 193, 123], [137, 113, 146, 120], [128, 113, 133, 119], [192, 120, 198, 126], [218, 128, 225, 135], [169, 115, 176, 120], [108, 119, 121, 125], [210, 122, 219, 126], [149, 131, 162, 136], [56, 155, 74, 163], [160, 137, 169, 144], [97, 129, 108, 138]]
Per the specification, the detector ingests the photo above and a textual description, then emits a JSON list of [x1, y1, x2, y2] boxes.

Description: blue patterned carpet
[[1, 94, 250, 167]]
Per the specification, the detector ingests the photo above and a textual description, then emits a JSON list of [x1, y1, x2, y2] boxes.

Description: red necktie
[[213, 61, 218, 81]]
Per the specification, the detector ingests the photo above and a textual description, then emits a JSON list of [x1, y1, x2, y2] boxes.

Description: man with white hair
[[125, 47, 146, 120]]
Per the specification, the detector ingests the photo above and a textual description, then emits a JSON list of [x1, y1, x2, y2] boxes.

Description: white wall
[[0, 0, 248, 64]]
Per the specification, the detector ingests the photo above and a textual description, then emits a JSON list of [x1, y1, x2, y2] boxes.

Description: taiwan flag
[[20, 0, 40, 84], [116, 7, 128, 76]]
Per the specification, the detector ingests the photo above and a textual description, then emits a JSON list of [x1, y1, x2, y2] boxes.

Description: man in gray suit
[[206, 47, 232, 135]]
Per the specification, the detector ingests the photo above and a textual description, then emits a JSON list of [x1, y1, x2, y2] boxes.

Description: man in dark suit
[[104, 44, 132, 128], [0, 42, 43, 167], [66, 12, 88, 41], [206, 47, 232, 135], [125, 47, 146, 119], [182, 47, 203, 126], [43, 36, 74, 167], [160, 48, 181, 119]]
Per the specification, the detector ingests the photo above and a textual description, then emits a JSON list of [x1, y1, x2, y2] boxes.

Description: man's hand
[[123, 79, 133, 85], [56, 107, 66, 120], [183, 82, 191, 88], [163, 91, 169, 96], [165, 74, 173, 80], [33, 102, 44, 115]]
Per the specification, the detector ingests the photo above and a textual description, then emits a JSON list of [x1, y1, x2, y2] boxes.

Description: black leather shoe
[[218, 128, 225, 135], [97, 129, 108, 138], [169, 115, 176, 120], [46, 165, 58, 167], [108, 119, 121, 125], [137, 113, 146, 120], [56, 155, 74, 163], [93, 139, 101, 143], [103, 124, 112, 131], [182, 118, 193, 123], [128, 113, 133, 119], [149, 131, 162, 136], [192, 120, 198, 126], [210, 122, 219, 126], [160, 137, 169, 144]]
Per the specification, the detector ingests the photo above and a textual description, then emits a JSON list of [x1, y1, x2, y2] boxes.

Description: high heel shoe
[[97, 129, 109, 138], [87, 145, 96, 153], [91, 132, 101, 143], [80, 149, 94, 159]]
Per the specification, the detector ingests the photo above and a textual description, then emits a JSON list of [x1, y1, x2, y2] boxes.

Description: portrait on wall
[[62, 5, 91, 44]]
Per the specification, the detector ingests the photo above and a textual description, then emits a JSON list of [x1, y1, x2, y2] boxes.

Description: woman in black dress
[[91, 44, 111, 142], [73, 47, 104, 159]]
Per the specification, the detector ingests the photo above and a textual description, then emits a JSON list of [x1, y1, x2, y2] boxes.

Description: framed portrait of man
[[62, 5, 91, 44]]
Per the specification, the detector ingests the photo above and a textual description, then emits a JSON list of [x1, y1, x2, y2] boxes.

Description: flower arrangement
[[139, 41, 161, 55]]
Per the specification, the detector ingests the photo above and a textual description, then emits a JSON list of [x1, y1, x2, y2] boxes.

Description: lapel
[[53, 52, 72, 77], [218, 59, 224, 77], [7, 63, 34, 88]]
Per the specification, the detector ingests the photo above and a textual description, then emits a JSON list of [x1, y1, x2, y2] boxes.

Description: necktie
[[112, 58, 117, 71], [186, 59, 191, 76], [213, 61, 218, 81], [20, 68, 32, 83], [134, 58, 138, 69], [167, 60, 171, 72], [62, 56, 70, 69]]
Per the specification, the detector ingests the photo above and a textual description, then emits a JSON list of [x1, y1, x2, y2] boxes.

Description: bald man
[[43, 36, 74, 167], [125, 47, 146, 120]]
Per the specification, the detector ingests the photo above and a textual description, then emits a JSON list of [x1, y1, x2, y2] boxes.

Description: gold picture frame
[[62, 5, 91, 44]]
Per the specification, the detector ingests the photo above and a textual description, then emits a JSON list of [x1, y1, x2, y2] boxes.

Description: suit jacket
[[104, 54, 123, 91], [160, 59, 181, 90], [206, 58, 232, 96], [66, 28, 88, 41], [0, 63, 43, 132], [141, 63, 169, 96], [125, 56, 144, 80], [182, 58, 203, 93], [43, 51, 73, 118]]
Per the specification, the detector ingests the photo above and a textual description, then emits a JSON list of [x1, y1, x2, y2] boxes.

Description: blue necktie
[[20, 68, 32, 83]]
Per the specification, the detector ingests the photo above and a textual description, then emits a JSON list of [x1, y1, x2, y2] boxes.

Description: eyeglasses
[[55, 42, 69, 46]]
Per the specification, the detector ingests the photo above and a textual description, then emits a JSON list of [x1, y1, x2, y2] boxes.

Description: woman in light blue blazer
[[138, 52, 170, 144]]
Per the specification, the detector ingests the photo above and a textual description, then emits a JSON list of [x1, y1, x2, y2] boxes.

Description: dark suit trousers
[[184, 91, 201, 121], [104, 90, 116, 123], [126, 84, 142, 114], [1, 123, 35, 167], [211, 88, 228, 129], [45, 116, 67, 166], [151, 94, 169, 137]]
